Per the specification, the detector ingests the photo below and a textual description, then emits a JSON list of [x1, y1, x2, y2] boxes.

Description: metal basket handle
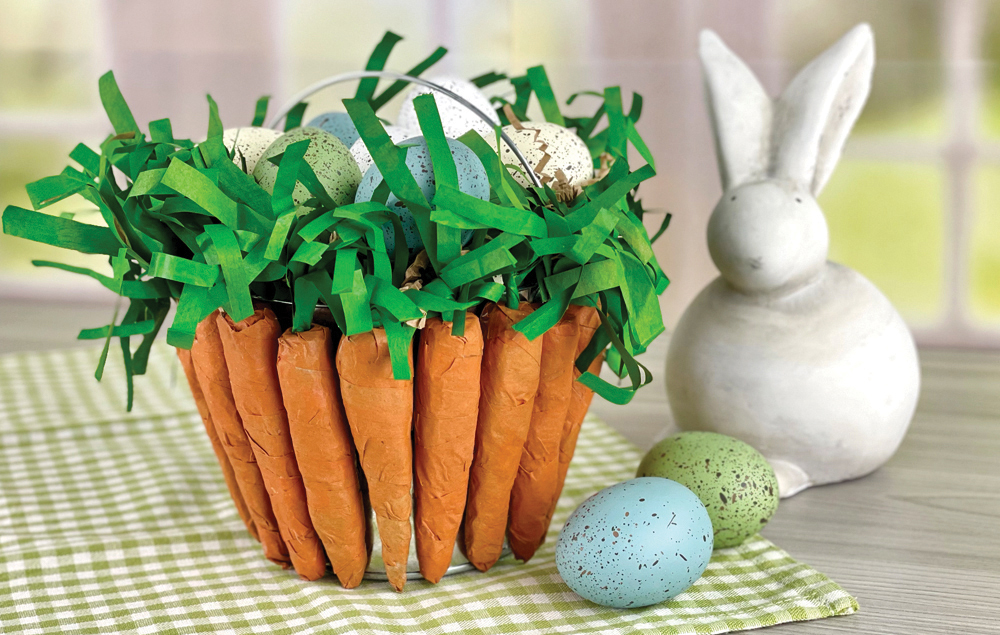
[[268, 70, 543, 188]]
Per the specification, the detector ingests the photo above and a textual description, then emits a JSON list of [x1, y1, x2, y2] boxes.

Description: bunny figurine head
[[700, 24, 874, 295]]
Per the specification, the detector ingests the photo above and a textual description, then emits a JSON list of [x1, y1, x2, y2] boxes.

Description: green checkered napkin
[[0, 343, 857, 634]]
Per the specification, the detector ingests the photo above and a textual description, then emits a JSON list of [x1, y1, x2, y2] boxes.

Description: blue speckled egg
[[354, 136, 487, 252], [306, 111, 360, 148], [555, 477, 713, 608]]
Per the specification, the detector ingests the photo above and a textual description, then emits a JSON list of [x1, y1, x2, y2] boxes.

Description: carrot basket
[[1, 32, 670, 591]]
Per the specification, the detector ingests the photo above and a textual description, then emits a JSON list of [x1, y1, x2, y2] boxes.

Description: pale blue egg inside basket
[[307, 111, 362, 148], [355, 136, 487, 252]]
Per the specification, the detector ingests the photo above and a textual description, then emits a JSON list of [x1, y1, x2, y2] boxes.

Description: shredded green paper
[[1, 31, 670, 410]]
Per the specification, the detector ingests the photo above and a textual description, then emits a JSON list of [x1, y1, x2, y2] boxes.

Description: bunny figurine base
[[667, 24, 921, 498]]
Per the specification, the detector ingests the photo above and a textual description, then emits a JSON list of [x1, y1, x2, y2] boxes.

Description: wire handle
[[268, 70, 542, 188]]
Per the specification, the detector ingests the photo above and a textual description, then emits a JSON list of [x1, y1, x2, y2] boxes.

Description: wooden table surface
[[594, 337, 1000, 635], [3, 298, 999, 634]]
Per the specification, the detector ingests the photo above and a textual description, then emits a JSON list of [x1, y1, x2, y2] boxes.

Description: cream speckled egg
[[223, 127, 282, 174], [349, 124, 410, 175], [488, 121, 593, 188], [252, 127, 361, 207], [397, 76, 499, 139]]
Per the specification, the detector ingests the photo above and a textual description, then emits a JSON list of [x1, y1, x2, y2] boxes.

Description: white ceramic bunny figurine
[[666, 24, 921, 498]]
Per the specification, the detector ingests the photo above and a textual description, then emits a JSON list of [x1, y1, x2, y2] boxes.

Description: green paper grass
[[0, 31, 670, 410]]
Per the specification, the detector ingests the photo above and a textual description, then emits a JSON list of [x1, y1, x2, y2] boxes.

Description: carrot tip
[[420, 566, 445, 584], [511, 548, 536, 563], [338, 572, 365, 589]]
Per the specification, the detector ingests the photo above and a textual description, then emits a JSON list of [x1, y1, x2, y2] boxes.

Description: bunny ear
[[699, 30, 773, 191], [772, 23, 874, 196]]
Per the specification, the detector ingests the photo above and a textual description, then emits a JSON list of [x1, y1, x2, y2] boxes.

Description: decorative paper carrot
[[337, 328, 414, 592], [190, 313, 288, 566], [550, 304, 605, 515], [217, 307, 327, 581], [276, 325, 369, 589], [464, 302, 543, 572], [507, 310, 580, 562], [176, 347, 256, 540], [413, 313, 483, 583]]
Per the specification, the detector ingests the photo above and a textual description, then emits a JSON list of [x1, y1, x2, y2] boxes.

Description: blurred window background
[[0, 0, 997, 348]]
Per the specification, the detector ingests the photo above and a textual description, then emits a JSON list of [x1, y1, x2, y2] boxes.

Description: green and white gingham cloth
[[0, 343, 858, 634]]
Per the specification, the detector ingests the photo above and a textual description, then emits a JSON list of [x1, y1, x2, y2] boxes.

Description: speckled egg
[[397, 75, 500, 139], [354, 136, 486, 252], [488, 121, 593, 188], [349, 124, 410, 175], [555, 477, 713, 608], [306, 111, 360, 148], [252, 126, 361, 207], [222, 127, 282, 174], [637, 432, 779, 549]]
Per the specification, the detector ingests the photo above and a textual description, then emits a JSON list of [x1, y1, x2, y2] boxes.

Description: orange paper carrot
[[550, 304, 604, 515], [464, 302, 543, 572], [190, 313, 288, 566], [276, 325, 369, 588], [506, 310, 580, 562], [217, 307, 327, 581], [413, 313, 483, 583], [176, 346, 257, 540], [337, 328, 414, 592]]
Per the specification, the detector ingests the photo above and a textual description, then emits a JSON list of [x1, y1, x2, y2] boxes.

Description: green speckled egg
[[636, 432, 779, 548], [252, 126, 361, 207]]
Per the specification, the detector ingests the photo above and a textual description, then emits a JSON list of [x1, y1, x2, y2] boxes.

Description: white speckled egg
[[349, 124, 410, 175], [354, 136, 487, 252], [252, 127, 361, 207], [555, 477, 713, 609], [306, 111, 360, 148], [488, 121, 593, 188], [397, 76, 500, 139], [222, 127, 282, 175]]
